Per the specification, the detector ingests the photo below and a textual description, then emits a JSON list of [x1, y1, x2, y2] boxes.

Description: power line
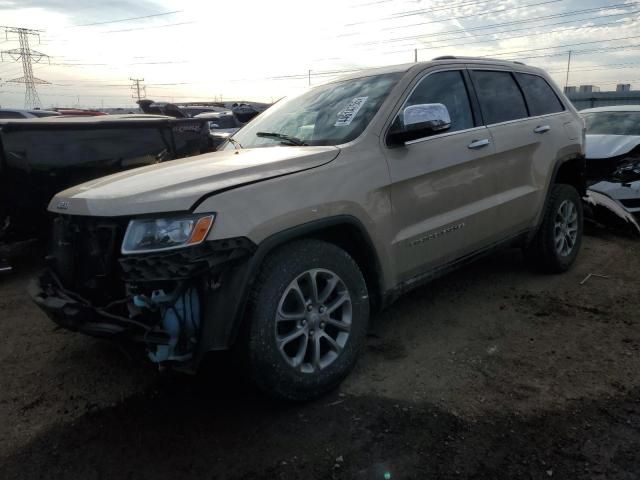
[[491, 33, 640, 58], [381, 0, 567, 31], [72, 10, 183, 28], [345, 0, 513, 26], [102, 21, 195, 34], [378, 11, 639, 50], [546, 62, 640, 73], [352, 3, 639, 47], [44, 59, 188, 67], [375, 2, 638, 36], [382, 15, 638, 56], [505, 42, 640, 60]]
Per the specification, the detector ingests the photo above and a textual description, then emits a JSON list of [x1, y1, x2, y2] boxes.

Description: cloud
[[1, 0, 639, 107], [0, 0, 166, 23]]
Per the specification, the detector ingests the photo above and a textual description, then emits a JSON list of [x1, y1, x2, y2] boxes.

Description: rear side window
[[471, 70, 528, 125], [397, 70, 474, 134], [516, 73, 564, 116]]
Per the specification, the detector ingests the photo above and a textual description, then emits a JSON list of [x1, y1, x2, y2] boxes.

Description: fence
[[566, 91, 640, 110]]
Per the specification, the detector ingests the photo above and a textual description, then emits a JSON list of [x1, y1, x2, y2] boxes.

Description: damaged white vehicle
[[583, 106, 640, 215]]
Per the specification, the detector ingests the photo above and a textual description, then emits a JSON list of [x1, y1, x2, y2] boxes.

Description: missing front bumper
[[29, 224, 258, 369], [28, 270, 169, 344]]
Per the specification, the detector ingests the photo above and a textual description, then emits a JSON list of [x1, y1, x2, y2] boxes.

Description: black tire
[[242, 239, 369, 402], [524, 183, 583, 273]]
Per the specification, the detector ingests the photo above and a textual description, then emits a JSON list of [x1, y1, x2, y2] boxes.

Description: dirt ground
[[1, 231, 639, 479]]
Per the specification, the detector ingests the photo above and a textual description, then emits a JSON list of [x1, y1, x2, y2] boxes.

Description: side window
[[471, 70, 528, 125], [516, 73, 564, 116], [396, 70, 474, 135]]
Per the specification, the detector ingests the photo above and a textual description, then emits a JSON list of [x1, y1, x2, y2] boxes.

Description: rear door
[[468, 68, 563, 234], [514, 71, 571, 214], [384, 68, 500, 281]]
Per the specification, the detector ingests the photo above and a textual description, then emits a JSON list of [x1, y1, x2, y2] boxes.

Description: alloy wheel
[[554, 199, 579, 257], [275, 268, 352, 373]]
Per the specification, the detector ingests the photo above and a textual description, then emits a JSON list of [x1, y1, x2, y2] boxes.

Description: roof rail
[[431, 55, 526, 65]]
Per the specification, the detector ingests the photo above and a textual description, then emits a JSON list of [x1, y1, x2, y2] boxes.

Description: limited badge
[[56, 200, 70, 210]]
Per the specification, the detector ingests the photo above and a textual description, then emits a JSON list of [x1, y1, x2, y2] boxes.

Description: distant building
[[616, 84, 632, 92], [564, 86, 577, 94], [579, 85, 600, 93]]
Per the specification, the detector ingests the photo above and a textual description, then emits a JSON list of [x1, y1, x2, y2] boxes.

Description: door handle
[[534, 125, 551, 134], [467, 139, 490, 149]]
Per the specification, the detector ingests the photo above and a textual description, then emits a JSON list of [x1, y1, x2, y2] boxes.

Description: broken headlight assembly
[[611, 154, 640, 184], [611, 149, 640, 183], [121, 214, 215, 254]]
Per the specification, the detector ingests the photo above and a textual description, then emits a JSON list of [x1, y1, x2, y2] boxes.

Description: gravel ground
[[1, 232, 639, 479]]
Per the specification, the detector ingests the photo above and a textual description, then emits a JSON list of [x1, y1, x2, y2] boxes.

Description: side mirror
[[388, 103, 452, 146]]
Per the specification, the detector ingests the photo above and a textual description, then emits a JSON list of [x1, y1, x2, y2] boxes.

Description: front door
[[384, 69, 502, 282]]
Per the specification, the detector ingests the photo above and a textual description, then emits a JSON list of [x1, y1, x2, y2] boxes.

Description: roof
[[329, 57, 542, 83], [580, 105, 640, 113], [0, 113, 172, 124], [0, 113, 203, 131], [0, 108, 58, 113]]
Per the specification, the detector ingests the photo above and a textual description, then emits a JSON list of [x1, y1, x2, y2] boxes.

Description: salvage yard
[[1, 232, 639, 479]]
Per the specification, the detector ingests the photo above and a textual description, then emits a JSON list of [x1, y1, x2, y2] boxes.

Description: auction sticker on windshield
[[335, 96, 368, 126]]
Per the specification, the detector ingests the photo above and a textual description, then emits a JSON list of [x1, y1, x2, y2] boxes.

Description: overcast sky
[[0, 0, 638, 108]]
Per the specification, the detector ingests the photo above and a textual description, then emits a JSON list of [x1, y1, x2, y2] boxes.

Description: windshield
[[583, 112, 640, 136], [224, 72, 402, 149]]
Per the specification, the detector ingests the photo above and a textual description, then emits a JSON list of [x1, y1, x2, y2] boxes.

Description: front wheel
[[243, 239, 369, 401], [524, 183, 583, 273]]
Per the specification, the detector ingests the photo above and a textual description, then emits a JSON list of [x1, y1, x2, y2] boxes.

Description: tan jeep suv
[[30, 57, 585, 400]]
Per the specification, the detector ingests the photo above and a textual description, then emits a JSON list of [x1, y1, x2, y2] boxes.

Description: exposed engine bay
[[587, 147, 640, 218]]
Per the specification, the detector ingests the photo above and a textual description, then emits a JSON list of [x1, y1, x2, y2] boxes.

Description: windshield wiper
[[256, 131, 307, 146], [228, 137, 243, 149]]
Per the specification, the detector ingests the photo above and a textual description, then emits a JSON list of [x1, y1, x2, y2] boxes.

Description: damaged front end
[[588, 150, 640, 213], [583, 189, 640, 237], [584, 146, 640, 236], [29, 215, 256, 370]]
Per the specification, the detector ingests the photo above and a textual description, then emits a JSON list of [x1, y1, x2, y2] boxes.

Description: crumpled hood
[[49, 146, 339, 216], [585, 134, 640, 159]]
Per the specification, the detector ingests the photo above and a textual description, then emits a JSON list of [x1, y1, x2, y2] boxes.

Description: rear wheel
[[524, 183, 583, 273], [243, 239, 369, 401]]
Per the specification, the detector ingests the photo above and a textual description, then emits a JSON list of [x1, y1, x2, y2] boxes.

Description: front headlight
[[121, 214, 215, 254]]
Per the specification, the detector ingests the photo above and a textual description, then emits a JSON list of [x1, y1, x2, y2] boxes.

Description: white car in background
[[583, 105, 640, 214]]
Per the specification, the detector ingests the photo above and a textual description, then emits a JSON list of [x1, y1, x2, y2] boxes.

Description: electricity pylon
[[130, 77, 146, 102], [1, 27, 49, 109]]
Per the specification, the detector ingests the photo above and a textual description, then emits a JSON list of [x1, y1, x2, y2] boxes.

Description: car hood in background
[[585, 134, 640, 159], [50, 146, 339, 216]]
